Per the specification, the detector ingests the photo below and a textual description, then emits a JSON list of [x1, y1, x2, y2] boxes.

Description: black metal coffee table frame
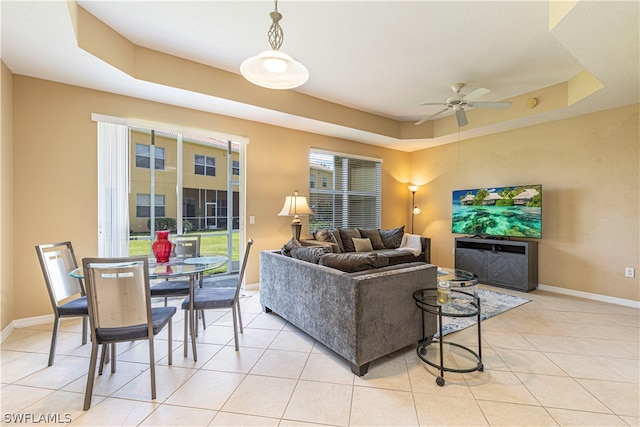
[[413, 287, 483, 386]]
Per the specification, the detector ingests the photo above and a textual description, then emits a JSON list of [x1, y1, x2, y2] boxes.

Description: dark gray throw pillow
[[318, 252, 379, 273], [281, 237, 301, 256], [290, 246, 329, 264], [330, 229, 344, 253], [338, 228, 362, 252], [379, 225, 405, 249], [358, 228, 385, 250]]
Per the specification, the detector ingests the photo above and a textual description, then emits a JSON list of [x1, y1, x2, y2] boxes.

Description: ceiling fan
[[415, 83, 511, 127]]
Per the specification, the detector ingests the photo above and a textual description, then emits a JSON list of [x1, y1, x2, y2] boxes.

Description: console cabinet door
[[455, 249, 488, 282], [488, 252, 527, 290]]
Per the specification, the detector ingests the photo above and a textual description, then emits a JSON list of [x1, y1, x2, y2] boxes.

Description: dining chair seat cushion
[[150, 280, 190, 296], [181, 288, 235, 311], [57, 296, 88, 316], [95, 307, 176, 342]]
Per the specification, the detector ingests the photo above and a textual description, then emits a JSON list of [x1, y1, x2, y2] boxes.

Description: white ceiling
[[1, 1, 638, 151]]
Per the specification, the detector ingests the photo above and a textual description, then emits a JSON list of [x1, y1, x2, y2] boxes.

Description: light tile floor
[[1, 285, 638, 426]]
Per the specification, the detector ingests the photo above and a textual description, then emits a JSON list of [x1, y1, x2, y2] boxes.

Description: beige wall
[[5, 72, 639, 326], [1, 61, 15, 329], [10, 75, 411, 321], [410, 104, 639, 301]]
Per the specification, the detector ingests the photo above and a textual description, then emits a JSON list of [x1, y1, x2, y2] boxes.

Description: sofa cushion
[[353, 237, 374, 252], [290, 246, 329, 264], [375, 249, 423, 265], [339, 228, 362, 252], [358, 228, 385, 250], [281, 237, 301, 256], [318, 252, 380, 272], [379, 226, 405, 249]]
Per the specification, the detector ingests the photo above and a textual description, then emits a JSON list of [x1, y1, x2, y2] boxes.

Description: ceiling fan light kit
[[416, 83, 511, 127], [241, 0, 309, 90]]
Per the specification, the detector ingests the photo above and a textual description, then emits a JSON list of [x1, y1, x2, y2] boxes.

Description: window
[[135, 144, 165, 169], [309, 150, 382, 230], [136, 194, 166, 218], [195, 154, 216, 176], [232, 160, 240, 176]]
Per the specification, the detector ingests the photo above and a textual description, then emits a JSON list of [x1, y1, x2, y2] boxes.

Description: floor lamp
[[278, 190, 314, 240], [409, 185, 422, 234]]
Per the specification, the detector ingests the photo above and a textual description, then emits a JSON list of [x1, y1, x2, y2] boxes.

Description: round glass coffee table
[[413, 268, 483, 386]]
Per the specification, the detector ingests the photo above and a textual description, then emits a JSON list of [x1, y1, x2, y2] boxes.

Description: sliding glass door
[[128, 127, 243, 273]]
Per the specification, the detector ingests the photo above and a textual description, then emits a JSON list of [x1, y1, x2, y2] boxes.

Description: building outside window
[[195, 154, 216, 176], [136, 194, 166, 217], [135, 143, 165, 169]]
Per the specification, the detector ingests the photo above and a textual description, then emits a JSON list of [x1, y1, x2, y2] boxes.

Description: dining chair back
[[150, 234, 201, 304], [82, 256, 176, 410], [35, 241, 88, 366], [181, 239, 253, 357], [173, 234, 200, 259]]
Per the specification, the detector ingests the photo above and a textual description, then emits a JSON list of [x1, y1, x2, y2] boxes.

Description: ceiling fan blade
[[467, 101, 512, 109], [415, 107, 450, 125], [462, 88, 490, 102], [419, 102, 447, 106], [455, 108, 468, 127]]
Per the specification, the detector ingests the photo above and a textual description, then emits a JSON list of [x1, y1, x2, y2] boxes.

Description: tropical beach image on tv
[[452, 184, 542, 238]]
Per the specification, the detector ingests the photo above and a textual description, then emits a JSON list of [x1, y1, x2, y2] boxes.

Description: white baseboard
[[537, 283, 640, 309], [1, 314, 54, 343]]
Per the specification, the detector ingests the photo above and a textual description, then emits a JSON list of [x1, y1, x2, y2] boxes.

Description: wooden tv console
[[454, 237, 538, 292]]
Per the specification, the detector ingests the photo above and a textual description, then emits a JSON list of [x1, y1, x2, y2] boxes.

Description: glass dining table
[[71, 255, 229, 362]]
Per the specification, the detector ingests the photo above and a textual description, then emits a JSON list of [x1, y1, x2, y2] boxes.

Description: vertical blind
[[309, 150, 382, 230], [97, 122, 130, 257]]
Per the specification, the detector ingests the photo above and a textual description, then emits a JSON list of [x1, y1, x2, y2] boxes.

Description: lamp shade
[[241, 50, 309, 90], [278, 193, 313, 219], [408, 185, 420, 193]]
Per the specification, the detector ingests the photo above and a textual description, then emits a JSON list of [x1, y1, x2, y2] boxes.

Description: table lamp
[[278, 190, 314, 240]]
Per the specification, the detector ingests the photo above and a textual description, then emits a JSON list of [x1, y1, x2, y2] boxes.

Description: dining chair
[[150, 234, 201, 305], [82, 256, 176, 411], [182, 239, 253, 354], [35, 241, 88, 366]]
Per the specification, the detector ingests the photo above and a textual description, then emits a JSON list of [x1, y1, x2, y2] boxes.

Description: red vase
[[152, 230, 172, 263]]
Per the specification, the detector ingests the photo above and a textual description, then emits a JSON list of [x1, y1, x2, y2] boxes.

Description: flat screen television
[[451, 184, 542, 239]]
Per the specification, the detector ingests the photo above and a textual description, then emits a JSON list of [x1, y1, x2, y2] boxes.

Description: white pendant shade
[[241, 49, 309, 90]]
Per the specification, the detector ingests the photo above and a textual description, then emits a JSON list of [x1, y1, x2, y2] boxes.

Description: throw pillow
[[281, 237, 301, 256], [379, 225, 405, 249], [318, 253, 379, 273], [330, 229, 345, 253], [290, 246, 330, 264], [358, 228, 385, 249], [353, 237, 373, 252], [338, 228, 362, 252], [314, 229, 334, 242]]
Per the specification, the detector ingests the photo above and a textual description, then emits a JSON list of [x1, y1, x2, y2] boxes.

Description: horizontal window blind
[[309, 150, 381, 230]]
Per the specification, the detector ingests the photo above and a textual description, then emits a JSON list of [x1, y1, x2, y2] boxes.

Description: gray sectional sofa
[[259, 249, 437, 375]]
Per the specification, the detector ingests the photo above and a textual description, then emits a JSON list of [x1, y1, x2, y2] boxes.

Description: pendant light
[[240, 0, 309, 90]]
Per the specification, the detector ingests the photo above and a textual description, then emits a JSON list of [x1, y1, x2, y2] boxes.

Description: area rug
[[437, 288, 531, 337]]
